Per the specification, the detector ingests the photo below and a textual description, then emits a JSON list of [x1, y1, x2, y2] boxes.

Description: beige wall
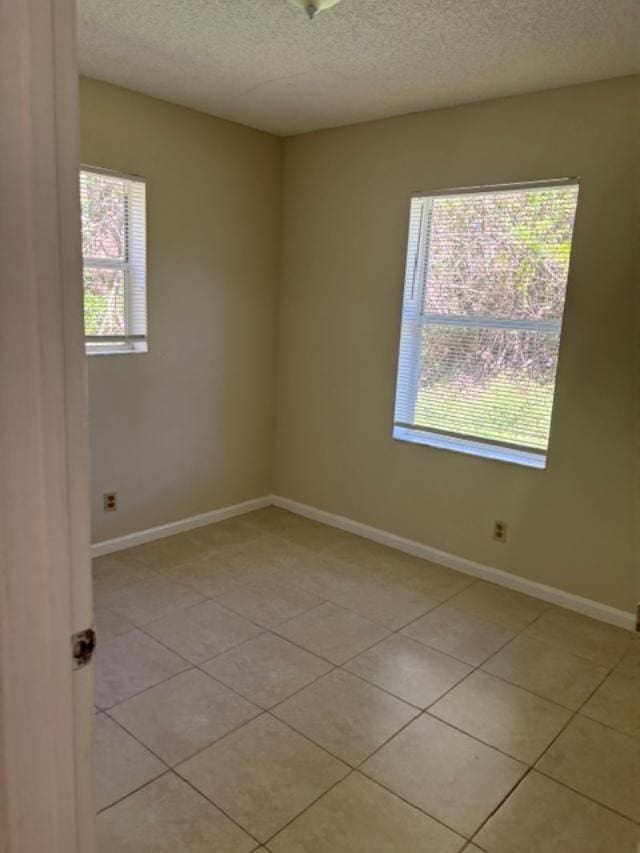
[[275, 76, 639, 612], [80, 78, 282, 542], [81, 75, 637, 613]]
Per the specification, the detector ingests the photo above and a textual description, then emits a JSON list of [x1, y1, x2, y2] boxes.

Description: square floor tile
[[476, 771, 640, 853], [124, 533, 213, 572], [94, 714, 165, 811], [101, 576, 204, 626], [269, 772, 464, 853], [524, 607, 631, 667], [189, 517, 263, 550], [226, 535, 311, 583], [110, 669, 259, 765], [97, 773, 255, 853], [345, 634, 471, 708], [272, 669, 418, 765], [284, 554, 370, 600], [282, 519, 359, 552], [581, 668, 640, 739], [362, 715, 525, 837], [329, 537, 415, 575], [144, 600, 262, 663], [216, 579, 321, 628], [482, 635, 608, 710], [332, 579, 439, 630], [245, 507, 354, 551], [202, 633, 332, 708], [275, 602, 389, 665], [163, 558, 243, 598], [251, 507, 353, 551], [93, 553, 157, 599], [95, 630, 189, 709], [446, 581, 549, 630], [383, 559, 474, 601], [95, 607, 134, 643], [536, 715, 640, 821], [177, 715, 349, 842], [402, 605, 516, 666], [429, 670, 571, 764]]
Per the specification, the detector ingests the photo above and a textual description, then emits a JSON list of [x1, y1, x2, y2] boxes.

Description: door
[[0, 0, 95, 851]]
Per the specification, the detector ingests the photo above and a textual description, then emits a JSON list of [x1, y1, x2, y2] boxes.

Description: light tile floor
[[94, 507, 640, 852]]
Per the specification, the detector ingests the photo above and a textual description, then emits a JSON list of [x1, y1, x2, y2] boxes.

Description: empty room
[[2, 1, 639, 851]]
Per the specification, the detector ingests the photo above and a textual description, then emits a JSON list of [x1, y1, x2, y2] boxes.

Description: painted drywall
[[275, 76, 639, 612], [80, 78, 282, 542]]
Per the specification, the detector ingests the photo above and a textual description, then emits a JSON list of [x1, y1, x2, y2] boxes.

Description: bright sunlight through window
[[393, 180, 579, 468], [80, 167, 147, 355]]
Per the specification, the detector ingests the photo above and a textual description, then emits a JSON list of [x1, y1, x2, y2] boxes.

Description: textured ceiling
[[77, 0, 640, 136]]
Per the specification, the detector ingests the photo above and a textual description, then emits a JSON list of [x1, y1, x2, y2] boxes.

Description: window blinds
[[393, 180, 579, 468], [80, 167, 147, 353]]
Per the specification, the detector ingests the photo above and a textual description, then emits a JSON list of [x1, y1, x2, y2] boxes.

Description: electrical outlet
[[494, 520, 507, 543], [103, 492, 117, 513]]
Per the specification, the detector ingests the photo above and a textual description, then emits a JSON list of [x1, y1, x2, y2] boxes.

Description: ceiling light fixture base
[[289, 0, 342, 21]]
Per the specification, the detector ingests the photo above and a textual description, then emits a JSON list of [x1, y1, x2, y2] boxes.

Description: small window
[[393, 180, 579, 468], [80, 167, 147, 355]]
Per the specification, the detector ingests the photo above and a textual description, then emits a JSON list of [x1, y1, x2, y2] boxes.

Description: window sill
[[392, 425, 546, 469], [85, 342, 148, 356]]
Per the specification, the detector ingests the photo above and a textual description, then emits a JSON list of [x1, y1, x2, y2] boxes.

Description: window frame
[[80, 165, 148, 356], [393, 178, 579, 469]]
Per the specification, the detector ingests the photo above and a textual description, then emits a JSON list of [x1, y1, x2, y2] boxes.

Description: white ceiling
[[77, 0, 640, 136]]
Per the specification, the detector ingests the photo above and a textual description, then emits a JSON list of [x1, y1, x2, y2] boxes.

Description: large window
[[393, 180, 579, 468], [80, 167, 147, 355]]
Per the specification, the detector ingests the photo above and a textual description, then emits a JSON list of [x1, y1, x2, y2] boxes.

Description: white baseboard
[[91, 490, 635, 632], [272, 494, 636, 632], [91, 496, 271, 558]]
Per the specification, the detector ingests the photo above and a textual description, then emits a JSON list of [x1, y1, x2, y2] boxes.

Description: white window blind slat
[[393, 180, 579, 467]]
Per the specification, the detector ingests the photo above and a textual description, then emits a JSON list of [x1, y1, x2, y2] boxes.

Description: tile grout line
[[342, 604, 556, 725], [96, 563, 273, 847], [95, 768, 172, 816], [99, 528, 503, 668], [533, 766, 640, 826], [97, 558, 616, 776], [352, 766, 471, 843], [334, 616, 546, 843], [403, 605, 626, 717], [257, 701, 475, 850], [575, 705, 640, 742], [96, 567, 622, 726], [467, 614, 639, 844], [102, 631, 275, 736], [192, 653, 339, 714], [98, 580, 338, 716], [101, 656, 462, 843], [172, 768, 265, 848], [315, 611, 537, 841], [268, 600, 636, 841], [100, 599, 460, 779], [96, 525, 315, 601], [94, 516, 637, 843], [94, 713, 241, 830], [95, 658, 193, 713], [258, 767, 359, 849]]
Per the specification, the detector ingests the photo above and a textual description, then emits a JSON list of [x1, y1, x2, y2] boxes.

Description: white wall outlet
[[494, 520, 507, 542], [103, 492, 117, 513]]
